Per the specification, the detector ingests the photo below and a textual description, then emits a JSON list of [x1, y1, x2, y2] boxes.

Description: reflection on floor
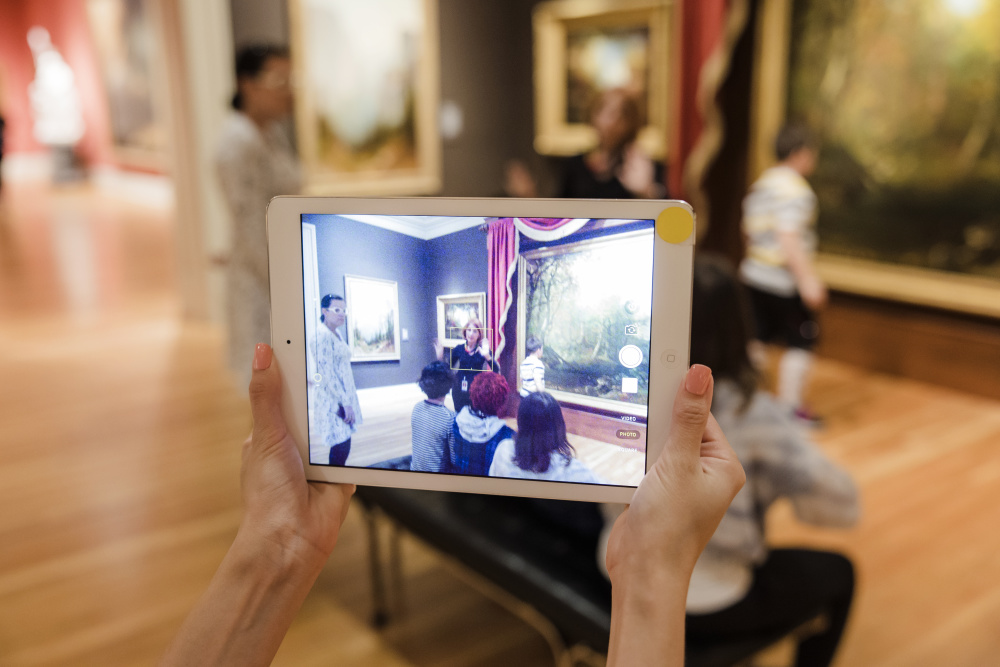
[[348, 383, 646, 486]]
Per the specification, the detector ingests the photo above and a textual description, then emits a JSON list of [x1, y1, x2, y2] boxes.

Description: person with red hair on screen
[[449, 372, 513, 476]]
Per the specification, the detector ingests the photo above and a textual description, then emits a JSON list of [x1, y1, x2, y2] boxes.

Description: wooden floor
[[1, 184, 999, 666]]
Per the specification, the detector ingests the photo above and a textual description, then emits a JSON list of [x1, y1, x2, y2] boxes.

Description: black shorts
[[745, 285, 819, 350]]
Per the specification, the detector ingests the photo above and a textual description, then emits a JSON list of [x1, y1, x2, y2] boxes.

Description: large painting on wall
[[344, 275, 401, 362], [752, 0, 1000, 316], [86, 0, 168, 169], [289, 0, 441, 195], [533, 0, 671, 159], [517, 230, 653, 416]]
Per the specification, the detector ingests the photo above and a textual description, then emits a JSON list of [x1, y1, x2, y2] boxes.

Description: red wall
[[0, 0, 114, 165]]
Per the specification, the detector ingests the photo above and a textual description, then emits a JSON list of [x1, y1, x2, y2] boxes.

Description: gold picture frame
[[532, 0, 673, 159], [344, 275, 402, 362], [436, 292, 487, 348], [289, 0, 441, 195], [750, 0, 1000, 318]]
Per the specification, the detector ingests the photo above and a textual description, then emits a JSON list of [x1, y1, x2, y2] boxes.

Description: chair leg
[[364, 506, 390, 628], [388, 522, 406, 616]]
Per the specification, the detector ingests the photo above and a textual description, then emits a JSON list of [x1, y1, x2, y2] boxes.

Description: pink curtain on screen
[[486, 217, 576, 363]]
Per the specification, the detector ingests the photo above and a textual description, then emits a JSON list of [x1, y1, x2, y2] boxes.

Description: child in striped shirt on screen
[[410, 361, 456, 473], [519, 336, 545, 397]]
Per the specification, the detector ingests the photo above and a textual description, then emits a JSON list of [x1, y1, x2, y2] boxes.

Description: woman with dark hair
[[215, 44, 301, 387], [559, 88, 666, 200], [449, 372, 513, 475], [489, 392, 602, 483], [433, 317, 496, 413], [310, 294, 361, 466]]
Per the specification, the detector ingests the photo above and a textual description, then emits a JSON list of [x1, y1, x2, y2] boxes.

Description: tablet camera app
[[301, 215, 654, 487]]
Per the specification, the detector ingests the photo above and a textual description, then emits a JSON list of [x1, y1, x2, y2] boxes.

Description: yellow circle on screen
[[656, 207, 694, 244]]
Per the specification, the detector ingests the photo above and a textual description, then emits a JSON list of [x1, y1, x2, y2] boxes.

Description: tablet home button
[[660, 350, 677, 365]]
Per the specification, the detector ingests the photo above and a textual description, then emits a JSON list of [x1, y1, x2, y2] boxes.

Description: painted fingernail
[[685, 364, 712, 395], [253, 343, 272, 371]]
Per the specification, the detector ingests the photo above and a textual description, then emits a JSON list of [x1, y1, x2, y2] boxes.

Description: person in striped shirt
[[410, 361, 456, 473], [519, 336, 546, 397]]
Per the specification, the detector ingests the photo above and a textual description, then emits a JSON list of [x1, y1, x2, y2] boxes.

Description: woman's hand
[[341, 404, 356, 426], [606, 365, 744, 580], [432, 338, 444, 361], [605, 365, 745, 666], [160, 344, 354, 667], [617, 144, 656, 198], [241, 344, 354, 568]]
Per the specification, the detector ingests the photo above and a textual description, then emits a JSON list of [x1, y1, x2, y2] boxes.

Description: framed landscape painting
[[533, 0, 672, 159], [289, 0, 441, 195], [86, 0, 169, 169], [750, 0, 1000, 317], [517, 230, 653, 416], [344, 275, 401, 362], [436, 292, 486, 347]]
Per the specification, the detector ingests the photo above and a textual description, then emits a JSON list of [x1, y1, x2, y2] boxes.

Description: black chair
[[355, 486, 820, 666]]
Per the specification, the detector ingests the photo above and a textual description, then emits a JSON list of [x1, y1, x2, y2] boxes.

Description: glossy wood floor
[[1, 184, 998, 666]]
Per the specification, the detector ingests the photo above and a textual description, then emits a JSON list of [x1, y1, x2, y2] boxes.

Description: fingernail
[[253, 343, 272, 371], [685, 364, 712, 395]]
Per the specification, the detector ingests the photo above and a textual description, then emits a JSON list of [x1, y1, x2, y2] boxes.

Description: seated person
[[410, 361, 456, 473], [599, 254, 859, 667], [450, 372, 514, 475], [490, 391, 603, 484], [519, 336, 546, 397]]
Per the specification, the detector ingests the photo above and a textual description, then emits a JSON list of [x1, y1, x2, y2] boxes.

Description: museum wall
[[227, 0, 551, 197], [313, 218, 434, 390], [424, 226, 488, 299], [0, 0, 114, 165]]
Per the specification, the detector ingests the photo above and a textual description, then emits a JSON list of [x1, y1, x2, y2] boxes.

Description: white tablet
[[267, 197, 695, 504]]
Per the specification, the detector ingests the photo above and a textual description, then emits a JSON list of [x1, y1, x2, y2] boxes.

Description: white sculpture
[[27, 26, 85, 147]]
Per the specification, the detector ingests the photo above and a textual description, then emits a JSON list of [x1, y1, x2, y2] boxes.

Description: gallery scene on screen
[[302, 214, 655, 487]]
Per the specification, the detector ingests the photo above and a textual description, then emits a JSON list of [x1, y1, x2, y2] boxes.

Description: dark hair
[[319, 294, 344, 323], [513, 392, 574, 473], [774, 123, 815, 161], [525, 336, 543, 355], [231, 43, 290, 110], [690, 253, 758, 407], [418, 361, 454, 399], [469, 372, 508, 416]]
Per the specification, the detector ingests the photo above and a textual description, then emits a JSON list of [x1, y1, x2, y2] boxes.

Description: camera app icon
[[624, 324, 638, 336]]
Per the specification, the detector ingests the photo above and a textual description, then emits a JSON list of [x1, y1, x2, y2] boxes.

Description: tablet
[[267, 197, 694, 503]]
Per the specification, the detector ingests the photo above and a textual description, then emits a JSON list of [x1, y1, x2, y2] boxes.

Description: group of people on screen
[[417, 324, 602, 483]]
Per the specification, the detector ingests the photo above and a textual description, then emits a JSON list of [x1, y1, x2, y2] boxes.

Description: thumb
[[248, 343, 286, 442], [659, 365, 714, 466]]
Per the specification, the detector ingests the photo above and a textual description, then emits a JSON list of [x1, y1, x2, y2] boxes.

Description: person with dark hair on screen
[[433, 318, 495, 413], [489, 391, 602, 483], [680, 254, 857, 667], [215, 44, 300, 388], [161, 343, 745, 666], [310, 294, 361, 466], [560, 88, 666, 200], [410, 360, 455, 472], [449, 371, 513, 476]]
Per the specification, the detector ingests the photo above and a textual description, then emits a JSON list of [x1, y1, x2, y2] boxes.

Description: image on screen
[[301, 214, 655, 487]]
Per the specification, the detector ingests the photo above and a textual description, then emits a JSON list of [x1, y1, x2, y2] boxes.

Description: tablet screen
[[300, 215, 654, 487]]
